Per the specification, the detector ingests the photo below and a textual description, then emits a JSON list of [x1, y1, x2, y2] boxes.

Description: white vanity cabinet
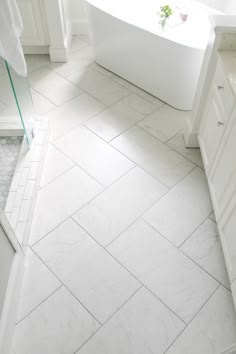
[[17, 0, 72, 61], [199, 51, 236, 306]]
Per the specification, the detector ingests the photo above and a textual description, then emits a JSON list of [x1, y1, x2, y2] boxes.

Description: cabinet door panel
[[210, 109, 236, 215], [199, 89, 226, 172], [18, 0, 49, 46]]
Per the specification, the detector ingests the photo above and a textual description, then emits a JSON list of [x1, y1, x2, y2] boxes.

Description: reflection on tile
[[70, 36, 88, 53], [67, 67, 130, 105], [77, 288, 185, 354], [73, 167, 168, 246], [144, 168, 213, 247], [12, 287, 100, 354], [167, 133, 204, 168], [85, 94, 156, 141], [17, 248, 61, 320], [54, 125, 134, 187], [108, 219, 218, 323], [29, 166, 102, 245], [34, 219, 140, 323], [113, 75, 164, 107], [181, 219, 230, 288], [40, 144, 74, 187], [47, 93, 105, 140], [112, 126, 194, 187], [139, 105, 187, 143], [166, 287, 236, 354], [28, 67, 82, 106]]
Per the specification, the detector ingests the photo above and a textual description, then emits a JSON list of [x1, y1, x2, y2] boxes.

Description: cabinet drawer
[[199, 90, 226, 172], [214, 62, 235, 119]]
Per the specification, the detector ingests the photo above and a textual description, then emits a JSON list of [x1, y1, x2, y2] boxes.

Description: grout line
[[39, 161, 75, 190], [141, 217, 229, 291], [30, 247, 103, 326], [16, 284, 63, 325], [164, 284, 221, 353], [73, 285, 143, 354], [71, 218, 186, 327]]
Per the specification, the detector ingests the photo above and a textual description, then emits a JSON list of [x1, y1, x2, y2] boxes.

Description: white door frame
[[0, 208, 25, 354]]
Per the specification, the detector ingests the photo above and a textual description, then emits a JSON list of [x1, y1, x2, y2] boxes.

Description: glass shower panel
[[0, 57, 34, 145]]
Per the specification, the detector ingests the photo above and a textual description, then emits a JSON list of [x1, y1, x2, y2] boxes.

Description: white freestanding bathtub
[[86, 0, 220, 110]]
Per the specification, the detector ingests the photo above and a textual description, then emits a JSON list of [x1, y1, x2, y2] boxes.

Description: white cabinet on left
[[18, 0, 49, 52]]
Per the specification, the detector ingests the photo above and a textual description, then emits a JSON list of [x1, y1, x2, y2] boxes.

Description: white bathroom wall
[[70, 0, 88, 35]]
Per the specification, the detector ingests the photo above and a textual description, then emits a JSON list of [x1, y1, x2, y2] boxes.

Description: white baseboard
[[23, 46, 49, 55], [72, 19, 89, 35]]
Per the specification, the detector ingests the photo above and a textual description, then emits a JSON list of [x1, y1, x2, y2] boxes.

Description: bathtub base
[[87, 3, 208, 111]]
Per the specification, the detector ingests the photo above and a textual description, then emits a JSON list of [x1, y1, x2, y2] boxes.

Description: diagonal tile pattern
[[11, 36, 236, 354]]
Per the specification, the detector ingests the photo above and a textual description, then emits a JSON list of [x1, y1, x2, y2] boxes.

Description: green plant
[[159, 5, 173, 19], [158, 4, 173, 29]]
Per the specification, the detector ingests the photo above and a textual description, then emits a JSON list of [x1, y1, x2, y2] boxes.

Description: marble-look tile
[[12, 287, 100, 354], [31, 89, 55, 116], [47, 93, 105, 141], [54, 125, 134, 187], [112, 75, 164, 107], [167, 133, 204, 168], [40, 144, 74, 187], [181, 219, 230, 288], [67, 67, 130, 105], [139, 105, 188, 143], [166, 286, 236, 354], [34, 219, 140, 323], [77, 287, 185, 354], [108, 219, 218, 323], [85, 94, 156, 141], [73, 167, 168, 246], [29, 166, 102, 245], [17, 248, 61, 320], [25, 54, 50, 73], [111, 126, 194, 188], [144, 168, 213, 247], [28, 67, 82, 106]]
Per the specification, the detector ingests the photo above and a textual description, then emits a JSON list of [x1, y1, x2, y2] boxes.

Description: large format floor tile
[[40, 144, 74, 187], [111, 126, 194, 187], [47, 93, 106, 141], [166, 286, 236, 354], [143, 168, 213, 246], [108, 219, 218, 323], [77, 288, 185, 354], [17, 248, 61, 321], [181, 218, 230, 288], [34, 219, 140, 323], [12, 287, 100, 354], [67, 67, 130, 105], [85, 94, 157, 141], [73, 166, 168, 246], [138, 104, 188, 143], [28, 67, 82, 106], [54, 125, 134, 186], [29, 166, 102, 245]]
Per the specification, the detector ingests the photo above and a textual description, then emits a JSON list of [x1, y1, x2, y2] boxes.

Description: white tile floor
[[11, 36, 236, 354]]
